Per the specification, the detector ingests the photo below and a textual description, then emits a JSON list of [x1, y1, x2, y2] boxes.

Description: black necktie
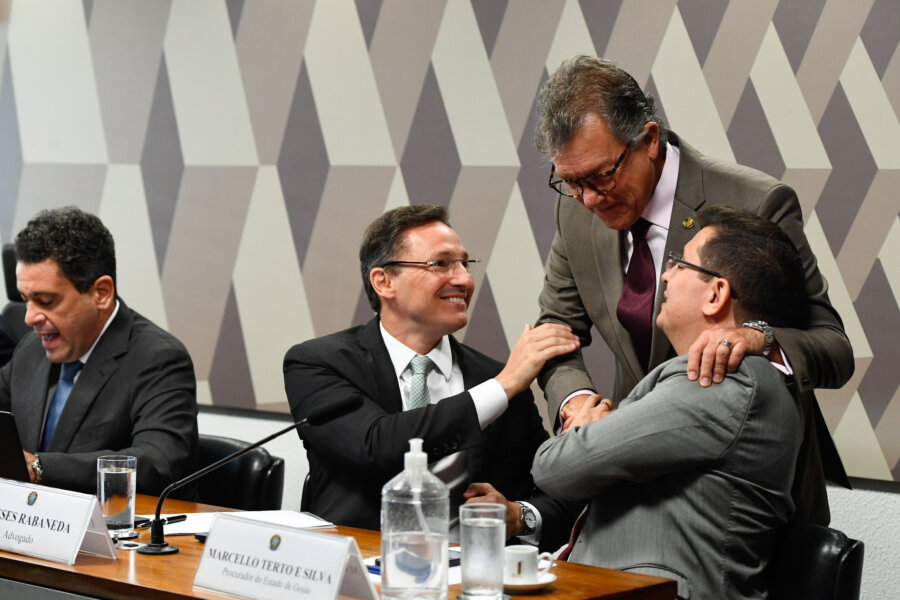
[[616, 218, 656, 371]]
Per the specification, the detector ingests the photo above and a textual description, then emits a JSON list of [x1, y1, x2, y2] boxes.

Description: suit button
[[801, 377, 810, 386]]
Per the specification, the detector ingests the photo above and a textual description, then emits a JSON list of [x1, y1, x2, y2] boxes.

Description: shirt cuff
[[556, 389, 596, 434], [470, 379, 509, 429], [515, 501, 543, 545]]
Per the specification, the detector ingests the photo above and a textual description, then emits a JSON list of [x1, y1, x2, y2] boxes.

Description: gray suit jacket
[[532, 355, 802, 600], [0, 301, 199, 495], [536, 131, 851, 522]]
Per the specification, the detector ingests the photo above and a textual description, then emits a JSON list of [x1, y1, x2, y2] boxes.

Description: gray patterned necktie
[[407, 355, 435, 410]]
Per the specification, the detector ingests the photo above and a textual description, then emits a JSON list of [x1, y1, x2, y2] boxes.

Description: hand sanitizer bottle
[[381, 438, 449, 599]]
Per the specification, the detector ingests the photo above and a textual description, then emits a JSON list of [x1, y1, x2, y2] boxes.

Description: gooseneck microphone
[[136, 396, 361, 555]]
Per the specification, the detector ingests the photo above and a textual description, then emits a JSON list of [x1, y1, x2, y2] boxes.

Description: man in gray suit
[[534, 56, 851, 524], [533, 206, 806, 600], [0, 207, 199, 495]]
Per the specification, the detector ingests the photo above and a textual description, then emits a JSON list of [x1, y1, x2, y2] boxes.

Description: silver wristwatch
[[742, 320, 774, 357], [31, 454, 43, 483], [515, 501, 537, 535]]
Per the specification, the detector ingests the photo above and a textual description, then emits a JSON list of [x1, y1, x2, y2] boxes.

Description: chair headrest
[[2, 244, 18, 303]]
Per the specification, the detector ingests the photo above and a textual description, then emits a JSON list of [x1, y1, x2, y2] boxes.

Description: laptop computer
[[0, 410, 32, 482]]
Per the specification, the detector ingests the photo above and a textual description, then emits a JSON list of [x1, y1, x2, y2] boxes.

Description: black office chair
[[769, 521, 864, 600], [0, 244, 26, 365], [197, 434, 285, 511], [300, 472, 312, 512]]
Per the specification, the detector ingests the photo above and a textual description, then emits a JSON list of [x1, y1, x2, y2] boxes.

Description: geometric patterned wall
[[0, 0, 897, 482]]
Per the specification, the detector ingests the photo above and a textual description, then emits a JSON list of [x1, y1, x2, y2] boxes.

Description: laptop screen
[[0, 410, 32, 482]]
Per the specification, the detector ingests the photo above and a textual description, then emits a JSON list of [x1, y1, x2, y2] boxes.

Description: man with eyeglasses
[[533, 55, 851, 525], [533, 206, 807, 599], [284, 205, 580, 548]]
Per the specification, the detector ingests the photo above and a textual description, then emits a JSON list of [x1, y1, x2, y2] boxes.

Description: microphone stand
[[137, 419, 309, 555]]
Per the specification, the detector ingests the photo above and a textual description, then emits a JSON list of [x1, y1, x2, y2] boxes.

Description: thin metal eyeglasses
[[381, 258, 481, 277], [548, 146, 629, 198]]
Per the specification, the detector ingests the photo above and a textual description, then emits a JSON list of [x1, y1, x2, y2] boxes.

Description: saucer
[[504, 572, 557, 592]]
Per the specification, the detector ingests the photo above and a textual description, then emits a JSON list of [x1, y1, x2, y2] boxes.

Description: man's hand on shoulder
[[495, 324, 579, 400], [463, 482, 521, 538], [561, 394, 614, 432], [687, 326, 766, 387]]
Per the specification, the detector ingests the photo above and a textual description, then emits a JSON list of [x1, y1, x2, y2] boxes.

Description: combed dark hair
[[15, 206, 116, 293], [359, 205, 449, 313], [696, 206, 804, 327], [535, 55, 668, 159]]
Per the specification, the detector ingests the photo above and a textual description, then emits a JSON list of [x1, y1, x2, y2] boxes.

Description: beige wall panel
[[236, 0, 314, 165], [491, 0, 566, 142], [12, 165, 106, 231], [546, 0, 597, 76], [833, 392, 893, 480], [161, 166, 258, 377], [7, 0, 107, 164], [489, 184, 547, 349], [780, 169, 830, 226], [652, 10, 733, 162], [98, 164, 169, 330], [304, 0, 394, 166], [369, 0, 446, 156], [164, 0, 258, 166], [840, 39, 900, 170], [751, 24, 830, 171], [234, 166, 315, 406], [874, 387, 900, 472], [703, 0, 779, 127], [302, 166, 396, 337], [797, 0, 874, 124], [605, 0, 677, 86], [837, 172, 900, 299], [432, 0, 517, 167]]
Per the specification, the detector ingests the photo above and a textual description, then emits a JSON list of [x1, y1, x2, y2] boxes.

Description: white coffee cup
[[504, 546, 553, 583]]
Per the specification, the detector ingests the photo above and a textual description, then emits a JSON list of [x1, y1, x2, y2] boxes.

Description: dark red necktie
[[616, 218, 656, 371], [558, 505, 589, 561]]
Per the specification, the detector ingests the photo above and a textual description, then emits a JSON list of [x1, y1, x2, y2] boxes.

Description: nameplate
[[0, 478, 116, 564], [194, 513, 377, 600]]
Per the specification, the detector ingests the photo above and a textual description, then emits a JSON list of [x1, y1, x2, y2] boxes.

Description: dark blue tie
[[42, 360, 83, 451]]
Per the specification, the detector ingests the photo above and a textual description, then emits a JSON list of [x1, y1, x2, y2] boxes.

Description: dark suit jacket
[[536, 131, 852, 524], [0, 301, 199, 495], [284, 317, 576, 550]]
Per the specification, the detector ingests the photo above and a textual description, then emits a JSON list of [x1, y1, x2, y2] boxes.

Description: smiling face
[[17, 259, 114, 363], [374, 221, 474, 353], [656, 227, 718, 354], [552, 114, 661, 231]]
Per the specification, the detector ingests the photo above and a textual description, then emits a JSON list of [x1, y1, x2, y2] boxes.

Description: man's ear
[[701, 277, 731, 318], [370, 267, 394, 303], [92, 275, 115, 310], [643, 121, 660, 161]]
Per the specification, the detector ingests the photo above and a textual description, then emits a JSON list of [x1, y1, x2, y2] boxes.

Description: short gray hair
[[535, 55, 668, 159]]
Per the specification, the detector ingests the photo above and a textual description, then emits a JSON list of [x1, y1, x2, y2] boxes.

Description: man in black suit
[[0, 206, 199, 495], [284, 205, 579, 547]]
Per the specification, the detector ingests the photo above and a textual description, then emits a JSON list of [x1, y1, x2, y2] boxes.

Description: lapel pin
[[682, 217, 694, 229]]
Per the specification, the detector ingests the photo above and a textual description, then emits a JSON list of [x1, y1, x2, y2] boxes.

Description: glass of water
[[459, 503, 506, 599], [97, 455, 137, 539]]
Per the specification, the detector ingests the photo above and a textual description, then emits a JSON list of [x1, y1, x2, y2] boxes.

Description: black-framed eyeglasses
[[381, 257, 481, 277], [548, 147, 628, 198], [665, 252, 734, 297]]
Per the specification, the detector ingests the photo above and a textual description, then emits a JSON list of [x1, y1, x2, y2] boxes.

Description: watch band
[[515, 501, 536, 535], [742, 320, 774, 357], [31, 454, 43, 483]]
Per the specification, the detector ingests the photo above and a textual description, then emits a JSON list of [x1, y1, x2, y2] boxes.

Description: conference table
[[0, 494, 677, 600]]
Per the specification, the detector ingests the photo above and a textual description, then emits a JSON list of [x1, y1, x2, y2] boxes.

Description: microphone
[[136, 396, 361, 555]]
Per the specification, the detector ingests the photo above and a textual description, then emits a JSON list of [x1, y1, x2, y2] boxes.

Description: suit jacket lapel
[[450, 338, 488, 480], [357, 317, 403, 414], [47, 304, 132, 451], [20, 358, 55, 451]]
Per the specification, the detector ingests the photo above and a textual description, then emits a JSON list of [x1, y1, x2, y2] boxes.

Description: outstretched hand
[[495, 324, 579, 399], [686, 326, 765, 386]]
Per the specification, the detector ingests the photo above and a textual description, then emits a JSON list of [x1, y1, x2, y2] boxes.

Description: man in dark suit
[[533, 56, 852, 524], [284, 205, 579, 548], [0, 206, 198, 495]]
